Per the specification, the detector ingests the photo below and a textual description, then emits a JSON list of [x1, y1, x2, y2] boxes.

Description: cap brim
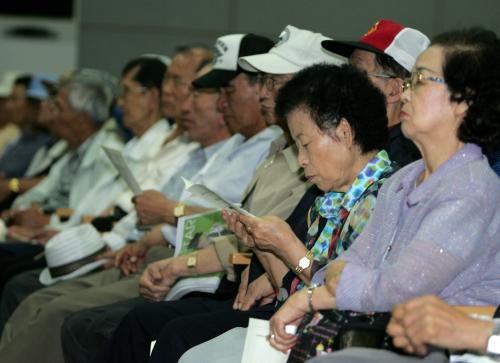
[[39, 259, 107, 286], [321, 40, 385, 58], [238, 53, 302, 74], [192, 69, 239, 88], [41, 80, 58, 96]]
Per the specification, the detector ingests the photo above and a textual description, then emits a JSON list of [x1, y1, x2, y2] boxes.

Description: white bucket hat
[[39, 224, 107, 285], [238, 25, 347, 74]]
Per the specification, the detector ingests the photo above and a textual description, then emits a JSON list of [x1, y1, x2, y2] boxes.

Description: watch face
[[174, 204, 185, 218], [299, 256, 311, 269], [187, 256, 197, 268]]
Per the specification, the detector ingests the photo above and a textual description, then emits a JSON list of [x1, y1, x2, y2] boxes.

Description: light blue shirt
[[161, 125, 282, 244]]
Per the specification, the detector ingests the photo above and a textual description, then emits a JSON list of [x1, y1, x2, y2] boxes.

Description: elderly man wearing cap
[[0, 74, 55, 181], [0, 73, 62, 210], [103, 26, 345, 363], [322, 19, 429, 168], [0, 72, 23, 155]]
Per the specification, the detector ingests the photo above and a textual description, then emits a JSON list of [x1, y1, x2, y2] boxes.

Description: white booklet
[[102, 146, 142, 196], [241, 318, 291, 363], [164, 210, 229, 301], [182, 177, 255, 217]]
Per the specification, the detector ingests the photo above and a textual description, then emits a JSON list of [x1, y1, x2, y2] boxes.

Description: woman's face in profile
[[400, 46, 461, 144], [288, 107, 354, 193]]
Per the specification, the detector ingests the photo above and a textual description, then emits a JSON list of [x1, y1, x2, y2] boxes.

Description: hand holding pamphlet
[[181, 177, 255, 217], [102, 146, 142, 196]]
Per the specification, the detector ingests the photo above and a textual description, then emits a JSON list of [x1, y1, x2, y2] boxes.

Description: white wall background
[[9, 0, 500, 77]]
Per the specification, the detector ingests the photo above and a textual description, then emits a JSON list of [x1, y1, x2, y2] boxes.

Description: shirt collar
[[124, 119, 170, 159], [203, 138, 228, 160]]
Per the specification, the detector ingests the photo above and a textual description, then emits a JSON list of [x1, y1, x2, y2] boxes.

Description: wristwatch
[[174, 203, 185, 218], [8, 178, 20, 193], [186, 252, 198, 276], [294, 250, 314, 275], [486, 320, 500, 359]]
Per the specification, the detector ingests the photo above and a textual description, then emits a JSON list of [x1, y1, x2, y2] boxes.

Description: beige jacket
[[210, 134, 310, 280]]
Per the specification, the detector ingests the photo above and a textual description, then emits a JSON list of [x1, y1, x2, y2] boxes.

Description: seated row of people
[[0, 18, 498, 363]]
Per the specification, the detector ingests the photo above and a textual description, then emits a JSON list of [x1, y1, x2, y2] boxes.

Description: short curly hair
[[275, 64, 388, 154], [432, 27, 500, 152]]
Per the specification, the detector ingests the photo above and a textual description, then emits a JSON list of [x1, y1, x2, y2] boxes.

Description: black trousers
[[0, 242, 44, 334], [109, 297, 274, 363], [62, 296, 145, 363]]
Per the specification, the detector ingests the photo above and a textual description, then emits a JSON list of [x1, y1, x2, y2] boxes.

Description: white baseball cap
[[238, 25, 347, 74], [192, 33, 274, 88]]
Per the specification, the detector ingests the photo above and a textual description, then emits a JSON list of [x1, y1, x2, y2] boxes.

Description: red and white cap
[[321, 19, 430, 72]]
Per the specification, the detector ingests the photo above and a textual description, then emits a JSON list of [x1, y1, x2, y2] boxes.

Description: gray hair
[[60, 68, 119, 124]]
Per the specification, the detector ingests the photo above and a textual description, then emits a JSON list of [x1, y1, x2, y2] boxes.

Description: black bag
[[287, 310, 393, 363]]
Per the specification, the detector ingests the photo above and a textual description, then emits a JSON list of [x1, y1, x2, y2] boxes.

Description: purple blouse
[[312, 143, 500, 311]]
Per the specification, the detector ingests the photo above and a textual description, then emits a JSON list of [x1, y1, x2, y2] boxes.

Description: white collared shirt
[[24, 139, 69, 178], [58, 119, 172, 225], [13, 123, 124, 213]]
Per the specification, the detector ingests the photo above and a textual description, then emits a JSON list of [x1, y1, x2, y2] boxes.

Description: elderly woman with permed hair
[[269, 27, 500, 362]]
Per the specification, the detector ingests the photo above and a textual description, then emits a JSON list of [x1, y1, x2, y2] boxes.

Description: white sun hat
[[39, 224, 107, 285]]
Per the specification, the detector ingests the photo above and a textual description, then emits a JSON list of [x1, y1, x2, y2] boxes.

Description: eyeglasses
[[260, 75, 289, 91], [402, 71, 445, 92], [366, 72, 397, 79], [119, 85, 148, 98]]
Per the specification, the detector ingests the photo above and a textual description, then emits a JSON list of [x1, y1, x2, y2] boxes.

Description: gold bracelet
[[307, 284, 318, 313], [8, 178, 20, 193]]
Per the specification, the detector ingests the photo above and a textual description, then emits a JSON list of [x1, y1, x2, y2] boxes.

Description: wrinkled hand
[[113, 240, 148, 276], [234, 270, 276, 311], [96, 248, 118, 269], [9, 207, 50, 229], [223, 211, 296, 254], [233, 265, 250, 309], [7, 225, 39, 242], [388, 295, 493, 355], [139, 258, 180, 301], [222, 210, 256, 248], [133, 190, 176, 225], [269, 289, 308, 353]]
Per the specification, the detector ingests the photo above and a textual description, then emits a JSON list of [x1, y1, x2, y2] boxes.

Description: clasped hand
[[139, 258, 180, 301]]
